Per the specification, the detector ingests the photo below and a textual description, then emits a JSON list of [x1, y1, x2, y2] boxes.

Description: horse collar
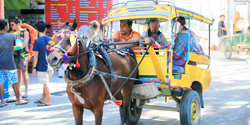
[[63, 50, 97, 88]]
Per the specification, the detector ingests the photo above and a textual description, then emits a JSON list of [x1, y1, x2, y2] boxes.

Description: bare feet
[[16, 99, 29, 105], [22, 93, 28, 98], [0, 102, 8, 107], [9, 93, 15, 97]]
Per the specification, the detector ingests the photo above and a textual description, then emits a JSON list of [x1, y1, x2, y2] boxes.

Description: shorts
[[14, 56, 29, 70], [235, 31, 242, 34], [0, 69, 18, 84], [37, 70, 54, 84], [218, 37, 224, 45]]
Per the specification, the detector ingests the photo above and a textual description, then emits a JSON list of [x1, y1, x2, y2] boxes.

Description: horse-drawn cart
[[223, 34, 250, 59], [47, 1, 213, 125], [102, 1, 213, 124]]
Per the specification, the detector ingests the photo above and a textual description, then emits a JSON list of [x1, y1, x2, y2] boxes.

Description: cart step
[[131, 83, 161, 99], [142, 105, 178, 112]]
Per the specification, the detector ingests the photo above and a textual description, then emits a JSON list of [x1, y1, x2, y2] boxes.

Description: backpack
[[20, 23, 38, 59]]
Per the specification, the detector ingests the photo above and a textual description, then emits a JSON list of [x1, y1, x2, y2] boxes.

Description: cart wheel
[[180, 90, 201, 125], [119, 99, 143, 125], [224, 42, 232, 59]]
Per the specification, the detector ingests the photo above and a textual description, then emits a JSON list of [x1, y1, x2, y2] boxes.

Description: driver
[[112, 20, 141, 48], [112, 20, 142, 84]]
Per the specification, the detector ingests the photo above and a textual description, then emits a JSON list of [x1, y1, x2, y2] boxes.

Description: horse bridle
[[47, 30, 91, 65], [47, 30, 75, 52]]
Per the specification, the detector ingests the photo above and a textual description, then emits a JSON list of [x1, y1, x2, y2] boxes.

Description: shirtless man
[[10, 17, 30, 98]]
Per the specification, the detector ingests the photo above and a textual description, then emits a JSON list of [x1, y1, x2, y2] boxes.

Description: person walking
[[217, 15, 227, 50], [0, 19, 29, 107], [32, 21, 54, 106], [10, 17, 29, 98], [233, 11, 244, 34]]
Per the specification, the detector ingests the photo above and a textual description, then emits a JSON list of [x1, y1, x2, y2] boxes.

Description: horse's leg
[[93, 105, 104, 125], [72, 104, 84, 125], [120, 86, 133, 125]]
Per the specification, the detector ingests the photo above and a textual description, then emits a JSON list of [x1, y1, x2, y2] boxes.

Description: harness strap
[[54, 45, 67, 53], [63, 50, 96, 88], [95, 71, 169, 84], [97, 46, 114, 91], [69, 50, 91, 60]]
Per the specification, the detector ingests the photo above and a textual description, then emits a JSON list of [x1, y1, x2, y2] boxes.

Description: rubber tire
[[119, 99, 143, 125], [180, 90, 201, 125], [224, 42, 232, 59]]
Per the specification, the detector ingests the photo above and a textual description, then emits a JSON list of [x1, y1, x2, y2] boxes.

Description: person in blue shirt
[[32, 21, 54, 106]]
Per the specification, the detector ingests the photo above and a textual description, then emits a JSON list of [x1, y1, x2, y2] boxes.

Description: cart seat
[[167, 66, 185, 74]]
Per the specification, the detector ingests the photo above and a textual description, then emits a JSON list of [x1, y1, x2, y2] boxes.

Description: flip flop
[[34, 100, 43, 103], [16, 99, 29, 105], [37, 103, 51, 106], [0, 103, 8, 107], [6, 99, 16, 103]]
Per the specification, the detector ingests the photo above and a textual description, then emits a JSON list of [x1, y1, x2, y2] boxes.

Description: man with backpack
[[10, 17, 30, 98]]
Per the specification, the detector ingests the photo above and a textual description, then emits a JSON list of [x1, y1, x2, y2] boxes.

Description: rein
[[69, 50, 92, 60]]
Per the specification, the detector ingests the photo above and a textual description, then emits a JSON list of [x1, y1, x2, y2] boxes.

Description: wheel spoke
[[131, 99, 138, 116]]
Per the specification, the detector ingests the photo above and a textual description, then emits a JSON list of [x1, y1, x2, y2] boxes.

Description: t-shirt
[[33, 36, 52, 72], [218, 20, 227, 37], [233, 17, 245, 32], [0, 33, 16, 70], [113, 30, 141, 47]]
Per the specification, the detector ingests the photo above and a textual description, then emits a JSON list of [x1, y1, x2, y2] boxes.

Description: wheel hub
[[191, 99, 199, 123]]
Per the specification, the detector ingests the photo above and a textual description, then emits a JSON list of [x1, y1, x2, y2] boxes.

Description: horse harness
[[48, 30, 98, 88], [48, 30, 140, 104]]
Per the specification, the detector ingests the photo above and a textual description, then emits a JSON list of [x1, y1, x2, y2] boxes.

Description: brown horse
[[48, 19, 137, 125]]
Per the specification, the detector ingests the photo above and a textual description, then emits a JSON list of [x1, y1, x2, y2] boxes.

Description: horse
[[47, 19, 138, 125]]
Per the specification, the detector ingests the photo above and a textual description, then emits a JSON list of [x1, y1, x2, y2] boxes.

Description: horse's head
[[48, 19, 81, 69], [87, 20, 100, 40]]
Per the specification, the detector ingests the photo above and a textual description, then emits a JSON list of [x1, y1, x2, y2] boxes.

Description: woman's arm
[[22, 30, 29, 48], [191, 30, 208, 40]]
